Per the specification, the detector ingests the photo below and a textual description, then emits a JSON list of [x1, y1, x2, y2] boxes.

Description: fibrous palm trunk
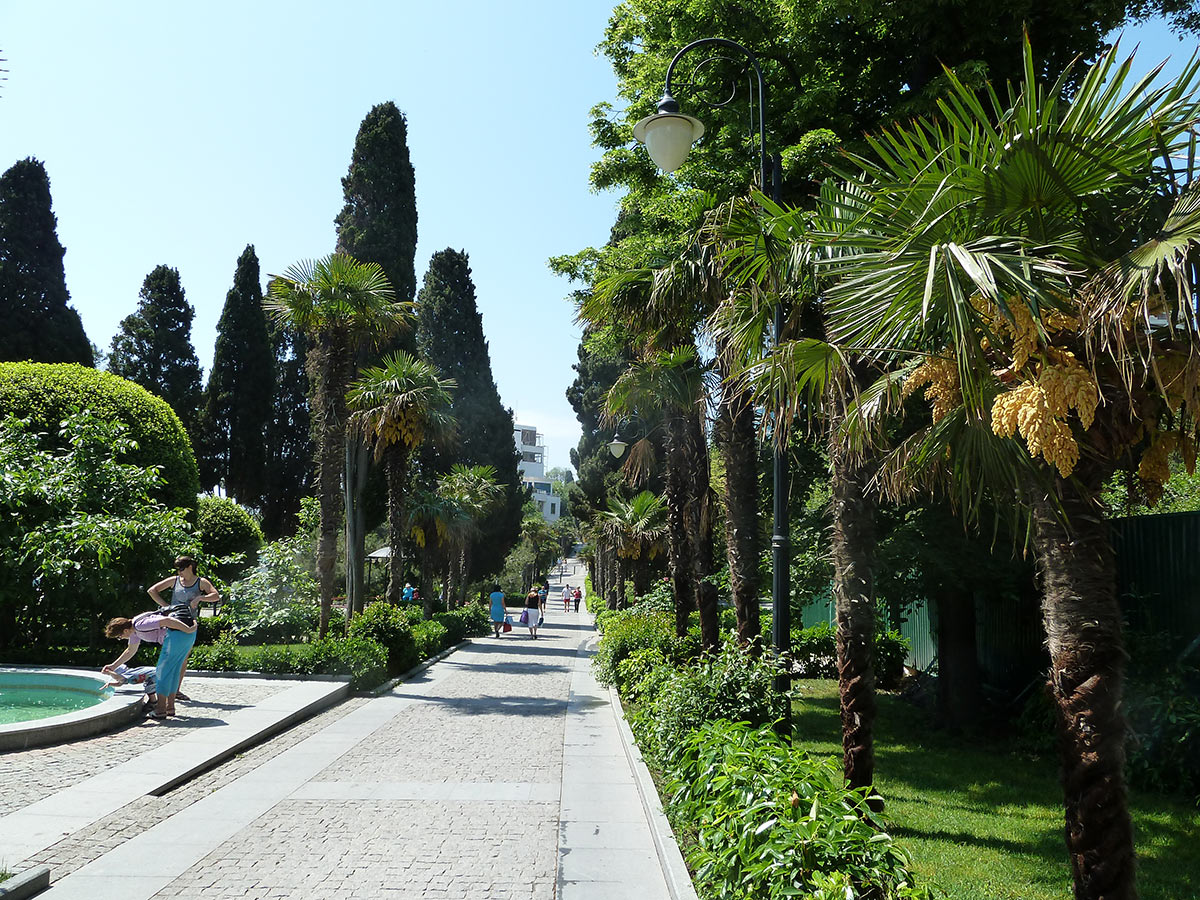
[[1032, 472, 1134, 900], [384, 446, 410, 606], [830, 442, 878, 799], [666, 415, 694, 637], [311, 332, 352, 638], [684, 407, 719, 651], [614, 555, 626, 609], [717, 368, 761, 647], [345, 439, 370, 619]]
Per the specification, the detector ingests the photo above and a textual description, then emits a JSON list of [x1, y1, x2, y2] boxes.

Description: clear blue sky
[[0, 5, 1192, 472]]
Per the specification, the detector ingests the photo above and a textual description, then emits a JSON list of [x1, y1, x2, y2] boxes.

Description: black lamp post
[[633, 38, 791, 703]]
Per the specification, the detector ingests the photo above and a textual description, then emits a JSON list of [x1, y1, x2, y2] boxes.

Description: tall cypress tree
[[334, 100, 419, 614], [0, 158, 92, 366], [261, 323, 313, 538], [416, 248, 523, 579], [108, 265, 203, 434], [202, 245, 273, 501]]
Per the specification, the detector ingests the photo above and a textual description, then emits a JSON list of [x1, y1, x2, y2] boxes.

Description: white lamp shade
[[633, 113, 705, 174], [608, 438, 628, 459]]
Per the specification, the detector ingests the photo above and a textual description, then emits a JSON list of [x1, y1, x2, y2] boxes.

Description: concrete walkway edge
[[607, 685, 699, 900]]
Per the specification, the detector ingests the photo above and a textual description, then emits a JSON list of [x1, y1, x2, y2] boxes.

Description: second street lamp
[[633, 37, 792, 711]]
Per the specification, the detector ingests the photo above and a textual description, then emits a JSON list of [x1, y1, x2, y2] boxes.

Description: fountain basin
[[0, 667, 145, 751]]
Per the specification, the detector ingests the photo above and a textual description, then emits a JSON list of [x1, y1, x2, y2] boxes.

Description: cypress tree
[[416, 248, 523, 579], [335, 101, 418, 306], [0, 158, 92, 366], [108, 265, 203, 434], [334, 100, 419, 614], [202, 245, 274, 502], [261, 323, 313, 538]]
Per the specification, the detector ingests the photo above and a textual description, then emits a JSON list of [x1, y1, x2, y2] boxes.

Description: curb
[[365, 639, 472, 697], [608, 686, 699, 900], [0, 866, 49, 899]]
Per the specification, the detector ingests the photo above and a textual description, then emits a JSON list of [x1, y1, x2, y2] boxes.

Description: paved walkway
[[4, 562, 681, 899]]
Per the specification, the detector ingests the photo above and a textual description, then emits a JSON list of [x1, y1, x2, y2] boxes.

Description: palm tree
[[346, 351, 456, 608], [437, 464, 503, 606], [597, 491, 668, 609], [606, 346, 720, 647], [265, 253, 406, 636], [728, 42, 1200, 898], [405, 485, 456, 618]]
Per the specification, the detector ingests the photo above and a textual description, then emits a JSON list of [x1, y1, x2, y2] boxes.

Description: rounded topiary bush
[[348, 602, 419, 675], [0, 362, 200, 510], [197, 494, 264, 582]]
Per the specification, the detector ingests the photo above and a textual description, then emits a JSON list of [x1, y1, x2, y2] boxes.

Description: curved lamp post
[[633, 38, 791, 707]]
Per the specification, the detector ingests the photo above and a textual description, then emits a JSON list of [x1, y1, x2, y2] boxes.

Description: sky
[[0, 5, 1194, 473]]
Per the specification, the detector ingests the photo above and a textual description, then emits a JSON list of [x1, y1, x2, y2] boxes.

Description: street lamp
[[633, 38, 792, 707]]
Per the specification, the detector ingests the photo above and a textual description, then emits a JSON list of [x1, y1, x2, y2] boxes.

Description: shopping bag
[[502, 621, 513, 633], [538, 615, 545, 626], [519, 609, 529, 626]]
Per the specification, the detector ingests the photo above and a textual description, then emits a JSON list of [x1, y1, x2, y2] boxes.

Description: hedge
[[196, 495, 263, 582], [0, 362, 200, 510]]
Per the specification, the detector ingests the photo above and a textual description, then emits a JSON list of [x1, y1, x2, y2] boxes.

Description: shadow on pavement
[[403, 692, 569, 718]]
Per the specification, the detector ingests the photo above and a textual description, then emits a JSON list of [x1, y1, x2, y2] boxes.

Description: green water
[[0, 685, 108, 725]]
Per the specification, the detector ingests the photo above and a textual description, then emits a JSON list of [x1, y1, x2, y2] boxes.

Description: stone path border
[[0, 678, 347, 867]]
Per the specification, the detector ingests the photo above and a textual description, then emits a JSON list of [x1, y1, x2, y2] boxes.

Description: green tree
[[264, 253, 405, 636], [597, 490, 667, 609], [0, 158, 91, 366], [335, 101, 421, 617], [108, 265, 204, 434], [730, 43, 1200, 898], [347, 351, 455, 608], [0, 412, 191, 649], [261, 323, 312, 538], [202, 245, 274, 502], [438, 463, 504, 606], [415, 248, 523, 580]]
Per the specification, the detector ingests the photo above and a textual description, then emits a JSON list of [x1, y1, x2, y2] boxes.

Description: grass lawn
[[791, 680, 1200, 900]]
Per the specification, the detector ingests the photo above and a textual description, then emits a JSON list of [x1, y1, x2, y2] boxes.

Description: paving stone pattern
[[149, 635, 575, 900], [15, 695, 367, 879], [0, 678, 286, 817]]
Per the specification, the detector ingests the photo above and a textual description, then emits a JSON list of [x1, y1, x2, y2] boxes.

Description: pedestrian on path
[[488, 584, 507, 638], [523, 588, 541, 639], [146, 556, 219, 702], [573, 587, 582, 612], [562, 585, 572, 612]]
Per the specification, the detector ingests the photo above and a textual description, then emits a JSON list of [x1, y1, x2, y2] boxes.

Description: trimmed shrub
[[197, 495, 263, 582], [307, 635, 387, 689], [196, 615, 233, 645], [593, 608, 692, 686], [0, 362, 199, 510], [630, 641, 787, 763], [790, 621, 909, 689], [434, 605, 490, 644], [189, 632, 240, 671], [348, 602, 419, 675], [412, 620, 449, 660], [665, 720, 930, 899]]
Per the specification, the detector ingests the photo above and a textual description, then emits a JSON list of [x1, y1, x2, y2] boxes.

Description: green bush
[[631, 641, 788, 763], [433, 611, 467, 644], [592, 608, 688, 686], [197, 495, 263, 583], [412, 620, 449, 660], [665, 720, 930, 900], [196, 615, 233, 645], [434, 604, 491, 643], [189, 632, 240, 671], [614, 647, 672, 703], [790, 622, 909, 689], [0, 362, 199, 510], [348, 602, 419, 676], [248, 644, 303, 675], [307, 635, 387, 690]]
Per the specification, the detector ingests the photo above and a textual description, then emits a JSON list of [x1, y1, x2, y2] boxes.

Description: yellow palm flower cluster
[[902, 355, 960, 422], [991, 356, 1100, 477], [1138, 431, 1176, 506], [377, 413, 424, 450], [974, 296, 1078, 372]]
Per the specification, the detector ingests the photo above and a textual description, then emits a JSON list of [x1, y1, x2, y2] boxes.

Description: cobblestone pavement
[[148, 632, 576, 900], [17, 696, 368, 878], [0, 677, 286, 817]]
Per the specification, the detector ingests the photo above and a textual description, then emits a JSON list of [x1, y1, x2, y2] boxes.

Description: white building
[[514, 422, 563, 524]]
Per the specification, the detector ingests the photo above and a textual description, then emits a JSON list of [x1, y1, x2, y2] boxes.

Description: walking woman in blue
[[145, 556, 218, 719]]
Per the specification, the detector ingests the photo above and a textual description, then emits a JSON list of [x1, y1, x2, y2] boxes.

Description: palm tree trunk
[[385, 447, 410, 606], [312, 332, 351, 638], [345, 438, 370, 620], [830, 443, 878, 799], [420, 544, 436, 619], [1032, 473, 1134, 900], [458, 544, 472, 607], [665, 416, 694, 637], [632, 558, 652, 598], [717, 367, 761, 647], [614, 556, 626, 609], [684, 408, 719, 651]]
